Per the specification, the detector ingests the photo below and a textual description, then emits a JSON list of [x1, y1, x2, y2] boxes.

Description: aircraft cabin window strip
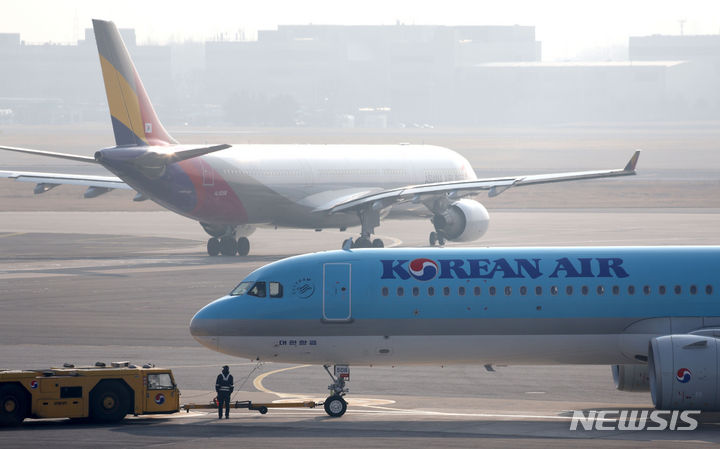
[[379, 282, 715, 299]]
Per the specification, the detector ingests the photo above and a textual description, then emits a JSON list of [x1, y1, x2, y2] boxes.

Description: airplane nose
[[189, 310, 220, 351]]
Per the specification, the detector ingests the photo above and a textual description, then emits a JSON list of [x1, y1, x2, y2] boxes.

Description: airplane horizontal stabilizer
[[0, 146, 97, 163]]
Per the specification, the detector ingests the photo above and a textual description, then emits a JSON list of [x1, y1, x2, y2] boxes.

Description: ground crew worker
[[215, 365, 234, 418]]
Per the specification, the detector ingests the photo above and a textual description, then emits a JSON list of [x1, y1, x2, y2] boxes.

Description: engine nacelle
[[649, 334, 720, 410], [612, 364, 649, 392], [433, 199, 489, 242]]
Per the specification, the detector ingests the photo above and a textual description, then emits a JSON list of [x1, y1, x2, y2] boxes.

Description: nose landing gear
[[322, 364, 349, 418]]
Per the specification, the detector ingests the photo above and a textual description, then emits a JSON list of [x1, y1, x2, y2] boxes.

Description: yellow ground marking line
[[253, 364, 311, 398], [0, 232, 26, 238]]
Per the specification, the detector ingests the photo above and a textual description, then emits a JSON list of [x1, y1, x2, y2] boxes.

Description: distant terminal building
[[629, 35, 720, 61], [205, 25, 541, 126]]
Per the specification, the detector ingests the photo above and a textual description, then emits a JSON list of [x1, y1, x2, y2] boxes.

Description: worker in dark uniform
[[215, 365, 234, 418]]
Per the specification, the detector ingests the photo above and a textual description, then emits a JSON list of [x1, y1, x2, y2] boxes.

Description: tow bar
[[182, 399, 320, 415]]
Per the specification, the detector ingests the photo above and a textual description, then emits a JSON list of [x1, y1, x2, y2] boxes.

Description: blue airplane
[[190, 245, 720, 417]]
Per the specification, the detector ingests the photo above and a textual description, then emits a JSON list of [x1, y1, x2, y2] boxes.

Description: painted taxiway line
[[250, 364, 575, 420]]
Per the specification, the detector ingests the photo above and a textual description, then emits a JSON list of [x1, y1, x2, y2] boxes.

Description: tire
[[90, 382, 129, 423], [372, 239, 384, 248], [429, 231, 437, 246], [353, 237, 372, 249], [220, 237, 237, 256], [0, 384, 28, 426], [323, 395, 347, 418], [207, 238, 221, 256], [236, 237, 250, 256]]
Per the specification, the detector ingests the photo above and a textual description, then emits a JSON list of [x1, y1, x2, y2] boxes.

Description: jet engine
[[611, 364, 649, 392], [649, 334, 720, 410], [432, 199, 489, 242]]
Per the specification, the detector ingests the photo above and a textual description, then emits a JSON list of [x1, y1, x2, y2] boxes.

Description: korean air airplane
[[0, 20, 639, 256], [190, 246, 720, 417]]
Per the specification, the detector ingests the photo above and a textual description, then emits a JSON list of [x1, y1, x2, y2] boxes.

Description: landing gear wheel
[[372, 238, 384, 248], [0, 384, 28, 426], [323, 395, 347, 418], [90, 382, 128, 423], [438, 235, 446, 246], [220, 237, 237, 256], [236, 237, 250, 256], [429, 231, 437, 246], [207, 238, 221, 256], [353, 237, 372, 248]]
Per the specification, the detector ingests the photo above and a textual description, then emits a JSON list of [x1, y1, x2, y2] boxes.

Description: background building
[[0, 24, 718, 127]]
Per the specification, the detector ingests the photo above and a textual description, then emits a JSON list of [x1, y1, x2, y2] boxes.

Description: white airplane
[[0, 20, 640, 256]]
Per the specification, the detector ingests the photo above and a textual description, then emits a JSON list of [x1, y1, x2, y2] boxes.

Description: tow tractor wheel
[[429, 231, 437, 246], [207, 238, 221, 256], [90, 381, 129, 423], [220, 237, 237, 256], [323, 395, 347, 418], [0, 384, 28, 426], [236, 237, 250, 256], [372, 238, 384, 248]]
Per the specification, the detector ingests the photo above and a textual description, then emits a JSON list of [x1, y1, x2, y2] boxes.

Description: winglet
[[624, 150, 641, 172]]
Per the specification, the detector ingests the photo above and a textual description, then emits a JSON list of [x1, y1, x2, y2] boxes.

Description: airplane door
[[200, 160, 214, 186], [323, 263, 351, 321]]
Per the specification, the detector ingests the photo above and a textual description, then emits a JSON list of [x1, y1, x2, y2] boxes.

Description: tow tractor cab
[[0, 361, 180, 426]]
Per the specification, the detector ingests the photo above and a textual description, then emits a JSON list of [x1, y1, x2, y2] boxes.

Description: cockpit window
[[248, 282, 266, 297], [230, 281, 266, 297], [230, 281, 254, 296], [269, 282, 283, 298]]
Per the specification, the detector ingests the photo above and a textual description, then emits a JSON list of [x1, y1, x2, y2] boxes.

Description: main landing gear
[[429, 231, 446, 247], [344, 207, 384, 249], [202, 223, 253, 257], [206, 236, 250, 256], [322, 364, 349, 418]]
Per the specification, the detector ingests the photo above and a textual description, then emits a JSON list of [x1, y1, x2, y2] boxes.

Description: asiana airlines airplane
[[191, 245, 720, 417], [0, 20, 639, 256]]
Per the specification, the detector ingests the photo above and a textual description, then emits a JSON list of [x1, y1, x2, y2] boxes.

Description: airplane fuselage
[[97, 144, 475, 229], [190, 246, 720, 366]]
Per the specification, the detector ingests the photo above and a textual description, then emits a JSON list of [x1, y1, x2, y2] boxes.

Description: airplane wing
[[322, 150, 640, 214], [0, 170, 130, 190]]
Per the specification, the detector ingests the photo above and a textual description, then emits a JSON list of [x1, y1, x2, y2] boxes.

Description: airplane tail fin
[[92, 19, 177, 147]]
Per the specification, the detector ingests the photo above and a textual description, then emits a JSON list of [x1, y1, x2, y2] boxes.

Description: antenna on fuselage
[[342, 238, 354, 251]]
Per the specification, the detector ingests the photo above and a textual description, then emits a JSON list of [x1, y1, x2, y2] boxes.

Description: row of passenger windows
[[381, 284, 714, 297], [231, 281, 283, 298]]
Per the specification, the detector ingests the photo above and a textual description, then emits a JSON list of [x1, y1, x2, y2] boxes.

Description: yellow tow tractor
[[0, 361, 180, 426]]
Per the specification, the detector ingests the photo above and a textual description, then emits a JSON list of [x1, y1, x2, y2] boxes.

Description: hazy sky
[[3, 0, 720, 60]]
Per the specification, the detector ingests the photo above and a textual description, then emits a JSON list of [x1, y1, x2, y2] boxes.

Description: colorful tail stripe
[[93, 19, 176, 147]]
